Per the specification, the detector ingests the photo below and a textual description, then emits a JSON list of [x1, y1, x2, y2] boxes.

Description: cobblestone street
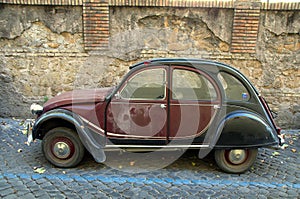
[[0, 118, 299, 198]]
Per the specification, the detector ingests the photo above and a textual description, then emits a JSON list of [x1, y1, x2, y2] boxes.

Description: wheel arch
[[215, 111, 279, 148], [33, 108, 106, 163], [34, 117, 77, 140]]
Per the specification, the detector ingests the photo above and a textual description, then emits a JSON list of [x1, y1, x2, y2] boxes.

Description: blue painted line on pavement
[[1, 172, 300, 189]]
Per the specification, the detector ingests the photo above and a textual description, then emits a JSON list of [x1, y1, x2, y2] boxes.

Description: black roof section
[[128, 58, 259, 94], [129, 58, 230, 70]]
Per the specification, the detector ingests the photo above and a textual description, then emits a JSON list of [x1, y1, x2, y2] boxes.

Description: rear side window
[[218, 72, 250, 101], [172, 69, 217, 101]]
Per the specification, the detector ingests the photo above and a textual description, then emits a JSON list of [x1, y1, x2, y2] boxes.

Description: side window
[[217, 72, 250, 101], [172, 69, 217, 101], [120, 68, 166, 99]]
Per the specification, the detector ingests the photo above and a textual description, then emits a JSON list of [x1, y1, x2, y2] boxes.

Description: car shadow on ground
[[75, 149, 219, 174]]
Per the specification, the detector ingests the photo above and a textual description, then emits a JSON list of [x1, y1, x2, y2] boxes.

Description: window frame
[[171, 67, 219, 102], [119, 67, 167, 100]]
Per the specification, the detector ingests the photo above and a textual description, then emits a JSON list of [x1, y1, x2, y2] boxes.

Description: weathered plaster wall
[[0, 5, 299, 128], [0, 5, 83, 50], [108, 7, 233, 60], [0, 5, 85, 117], [257, 11, 300, 128]]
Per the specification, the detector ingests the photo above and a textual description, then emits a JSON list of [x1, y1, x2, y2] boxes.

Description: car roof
[[130, 58, 235, 72], [129, 58, 259, 95]]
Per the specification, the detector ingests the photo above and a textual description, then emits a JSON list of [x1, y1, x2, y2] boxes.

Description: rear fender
[[33, 109, 106, 163], [215, 111, 279, 148]]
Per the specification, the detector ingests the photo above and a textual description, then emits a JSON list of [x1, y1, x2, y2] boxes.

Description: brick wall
[[231, 1, 261, 53], [108, 0, 235, 7], [83, 0, 109, 51], [0, 0, 82, 5], [1, 0, 299, 53]]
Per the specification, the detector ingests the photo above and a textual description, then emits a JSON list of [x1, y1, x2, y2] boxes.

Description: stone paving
[[0, 118, 299, 198]]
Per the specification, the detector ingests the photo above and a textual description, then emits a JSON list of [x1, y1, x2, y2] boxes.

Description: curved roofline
[[130, 58, 243, 79], [130, 58, 238, 72], [130, 58, 223, 69], [129, 58, 260, 95]]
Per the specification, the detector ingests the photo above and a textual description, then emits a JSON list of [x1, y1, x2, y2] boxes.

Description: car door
[[106, 66, 168, 144], [169, 66, 221, 142]]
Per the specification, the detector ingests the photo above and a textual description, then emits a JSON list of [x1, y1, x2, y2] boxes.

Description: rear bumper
[[259, 96, 281, 138]]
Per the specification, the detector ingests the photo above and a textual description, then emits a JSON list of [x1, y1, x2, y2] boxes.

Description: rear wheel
[[42, 127, 85, 168], [214, 148, 258, 173]]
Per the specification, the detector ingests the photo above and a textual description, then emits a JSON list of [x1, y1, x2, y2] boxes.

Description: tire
[[42, 127, 85, 168], [214, 148, 258, 174]]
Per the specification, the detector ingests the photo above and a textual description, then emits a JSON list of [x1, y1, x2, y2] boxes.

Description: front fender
[[215, 111, 279, 148], [33, 109, 106, 163]]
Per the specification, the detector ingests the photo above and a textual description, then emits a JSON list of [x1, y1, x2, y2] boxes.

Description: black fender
[[32, 109, 106, 163], [215, 111, 279, 148]]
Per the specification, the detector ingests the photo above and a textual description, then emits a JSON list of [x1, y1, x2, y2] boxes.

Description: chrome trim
[[53, 142, 71, 159], [80, 117, 105, 134], [120, 97, 166, 101], [228, 149, 247, 165], [170, 107, 218, 139], [111, 102, 219, 106], [106, 132, 164, 139], [110, 102, 166, 105], [170, 104, 217, 106], [80, 116, 165, 139], [105, 144, 209, 149], [30, 103, 43, 115], [214, 104, 220, 109], [26, 121, 33, 146], [106, 105, 218, 139], [160, 104, 167, 109]]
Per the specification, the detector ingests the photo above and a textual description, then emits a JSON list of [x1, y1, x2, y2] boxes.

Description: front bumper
[[30, 103, 43, 115], [26, 103, 43, 145], [278, 134, 285, 145], [26, 120, 34, 146]]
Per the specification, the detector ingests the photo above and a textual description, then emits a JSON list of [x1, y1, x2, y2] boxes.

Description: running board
[[104, 144, 210, 152]]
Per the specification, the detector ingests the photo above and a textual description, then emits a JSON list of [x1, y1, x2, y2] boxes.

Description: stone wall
[[257, 11, 300, 128], [0, 5, 85, 116], [0, 2, 299, 128]]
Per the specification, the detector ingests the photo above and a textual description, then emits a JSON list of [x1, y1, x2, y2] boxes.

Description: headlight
[[30, 103, 43, 115]]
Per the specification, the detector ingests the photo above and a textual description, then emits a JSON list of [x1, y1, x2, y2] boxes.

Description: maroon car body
[[28, 58, 282, 173]]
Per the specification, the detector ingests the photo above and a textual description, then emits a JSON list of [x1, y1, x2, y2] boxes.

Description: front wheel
[[42, 127, 85, 168], [214, 148, 258, 173]]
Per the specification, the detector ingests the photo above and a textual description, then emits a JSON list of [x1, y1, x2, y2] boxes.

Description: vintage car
[[27, 58, 282, 173]]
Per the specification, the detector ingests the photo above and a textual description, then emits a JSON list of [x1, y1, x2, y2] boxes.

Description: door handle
[[214, 105, 220, 109], [160, 104, 167, 109]]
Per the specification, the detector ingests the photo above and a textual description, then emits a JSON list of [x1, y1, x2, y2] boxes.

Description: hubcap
[[227, 149, 247, 165], [53, 141, 72, 159]]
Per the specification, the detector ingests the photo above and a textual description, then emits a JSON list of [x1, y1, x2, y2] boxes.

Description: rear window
[[218, 72, 250, 101]]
